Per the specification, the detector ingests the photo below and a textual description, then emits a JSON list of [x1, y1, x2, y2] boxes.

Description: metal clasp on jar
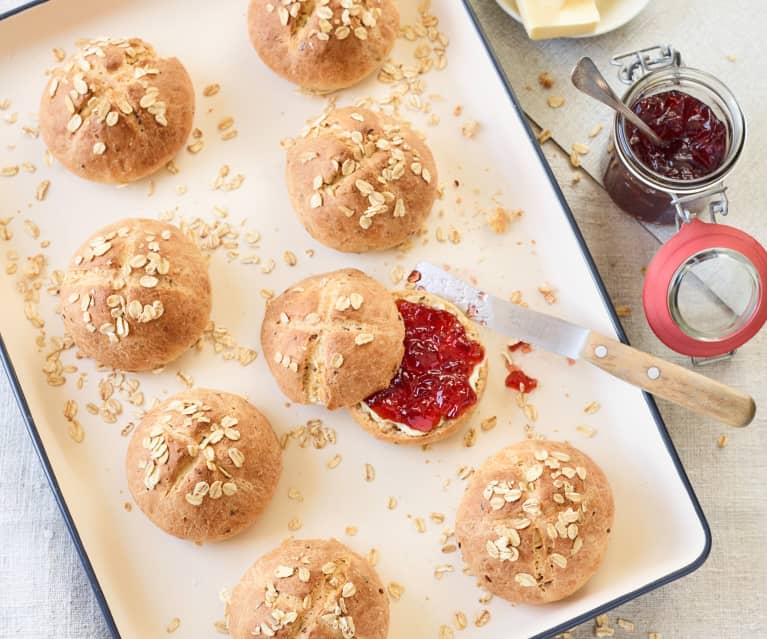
[[611, 45, 682, 85], [670, 184, 730, 230]]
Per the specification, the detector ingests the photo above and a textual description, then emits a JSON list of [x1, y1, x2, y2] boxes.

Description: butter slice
[[517, 0, 601, 40]]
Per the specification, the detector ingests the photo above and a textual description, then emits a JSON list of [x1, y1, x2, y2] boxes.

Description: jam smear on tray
[[504, 364, 538, 393], [627, 90, 727, 180], [366, 299, 485, 432]]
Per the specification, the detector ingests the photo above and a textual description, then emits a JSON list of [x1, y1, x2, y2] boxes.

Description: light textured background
[[1, 0, 766, 637]]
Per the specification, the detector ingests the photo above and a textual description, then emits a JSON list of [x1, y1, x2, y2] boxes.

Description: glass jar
[[603, 46, 746, 225]]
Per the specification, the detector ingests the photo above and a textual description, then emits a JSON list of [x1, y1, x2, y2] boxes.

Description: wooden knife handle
[[581, 332, 756, 427]]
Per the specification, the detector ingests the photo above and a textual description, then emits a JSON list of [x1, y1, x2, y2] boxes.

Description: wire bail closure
[[671, 185, 730, 230], [611, 45, 682, 85]]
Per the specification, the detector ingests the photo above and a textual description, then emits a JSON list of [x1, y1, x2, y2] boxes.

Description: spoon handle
[[571, 57, 666, 147]]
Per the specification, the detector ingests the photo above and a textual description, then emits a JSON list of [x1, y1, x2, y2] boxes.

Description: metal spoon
[[571, 56, 667, 147]]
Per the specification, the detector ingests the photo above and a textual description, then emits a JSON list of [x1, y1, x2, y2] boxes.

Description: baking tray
[[0, 1, 710, 637]]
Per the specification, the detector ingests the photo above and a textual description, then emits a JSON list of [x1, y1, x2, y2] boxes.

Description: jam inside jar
[[365, 299, 485, 433], [604, 65, 745, 225]]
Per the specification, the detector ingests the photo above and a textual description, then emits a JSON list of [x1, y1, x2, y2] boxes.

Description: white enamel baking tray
[[0, 1, 709, 638]]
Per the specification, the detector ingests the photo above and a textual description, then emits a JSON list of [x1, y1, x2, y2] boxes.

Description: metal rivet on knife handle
[[647, 367, 661, 380], [594, 345, 608, 358]]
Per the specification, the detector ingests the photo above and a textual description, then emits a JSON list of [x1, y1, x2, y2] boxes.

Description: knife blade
[[411, 262, 589, 360], [408, 262, 756, 427]]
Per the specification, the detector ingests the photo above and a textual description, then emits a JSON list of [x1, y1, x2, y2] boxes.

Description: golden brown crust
[[39, 37, 194, 183], [59, 218, 211, 372], [456, 440, 615, 605], [229, 538, 389, 639], [286, 107, 438, 253], [261, 269, 405, 410], [247, 0, 399, 92], [125, 389, 282, 543], [349, 290, 487, 445]]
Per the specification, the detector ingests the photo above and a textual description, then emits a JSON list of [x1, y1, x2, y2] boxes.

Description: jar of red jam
[[603, 46, 745, 225]]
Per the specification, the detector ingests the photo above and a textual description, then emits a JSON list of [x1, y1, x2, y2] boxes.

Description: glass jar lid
[[643, 219, 767, 356]]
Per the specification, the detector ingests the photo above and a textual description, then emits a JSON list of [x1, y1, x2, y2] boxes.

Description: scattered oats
[[367, 548, 379, 566], [480, 416, 497, 431], [573, 142, 590, 155], [187, 140, 204, 154], [387, 582, 404, 600], [461, 120, 480, 138], [463, 428, 476, 447], [538, 283, 557, 305], [354, 333, 374, 346], [547, 96, 565, 108], [717, 433, 728, 448], [583, 401, 601, 415], [536, 129, 552, 144], [274, 565, 294, 579], [166, 618, 181, 633], [474, 610, 490, 627], [217, 116, 234, 131], [288, 517, 303, 531], [327, 453, 342, 469], [283, 250, 297, 266], [726, 55, 737, 62], [617, 618, 635, 631], [576, 424, 597, 438], [364, 463, 375, 482], [203, 83, 220, 97], [589, 124, 604, 138], [2, 165, 19, 177], [439, 625, 454, 639], [454, 611, 467, 629], [414, 517, 426, 533], [615, 304, 631, 317], [52, 47, 66, 61], [387, 496, 397, 510], [23, 220, 40, 239], [430, 512, 445, 524], [538, 71, 555, 89], [647, 633, 662, 639]]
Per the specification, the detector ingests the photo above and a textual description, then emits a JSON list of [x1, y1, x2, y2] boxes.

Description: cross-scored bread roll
[[59, 218, 211, 372], [39, 37, 194, 183], [229, 538, 389, 639], [286, 107, 438, 252], [261, 269, 405, 409], [456, 440, 614, 605], [349, 289, 487, 445], [247, 0, 399, 92], [126, 389, 282, 542]]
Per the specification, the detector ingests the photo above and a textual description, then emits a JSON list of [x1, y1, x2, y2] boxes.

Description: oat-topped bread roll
[[247, 0, 399, 92], [456, 440, 615, 605], [60, 218, 211, 371], [349, 289, 487, 445], [126, 389, 282, 542], [229, 538, 389, 639], [286, 106, 438, 252], [39, 37, 194, 183], [261, 268, 405, 409]]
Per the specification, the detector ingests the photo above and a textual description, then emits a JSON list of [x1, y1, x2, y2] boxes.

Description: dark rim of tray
[[0, 2, 711, 638]]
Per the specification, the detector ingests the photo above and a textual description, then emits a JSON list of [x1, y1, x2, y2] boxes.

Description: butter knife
[[411, 262, 755, 427]]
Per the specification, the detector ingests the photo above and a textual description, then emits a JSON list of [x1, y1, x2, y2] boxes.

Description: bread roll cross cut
[[39, 37, 194, 183], [261, 269, 405, 409], [286, 107, 438, 252], [60, 218, 211, 372]]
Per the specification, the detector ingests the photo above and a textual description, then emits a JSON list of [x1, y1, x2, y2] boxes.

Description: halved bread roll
[[349, 289, 487, 445]]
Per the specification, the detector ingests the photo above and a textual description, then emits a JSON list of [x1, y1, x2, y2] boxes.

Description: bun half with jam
[[348, 289, 487, 445]]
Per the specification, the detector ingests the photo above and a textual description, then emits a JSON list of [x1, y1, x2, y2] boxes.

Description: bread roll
[[39, 37, 194, 183], [349, 290, 487, 445], [247, 0, 399, 92], [261, 268, 405, 409], [126, 389, 282, 542], [456, 440, 614, 604], [286, 107, 438, 252], [229, 538, 388, 639], [59, 218, 211, 372]]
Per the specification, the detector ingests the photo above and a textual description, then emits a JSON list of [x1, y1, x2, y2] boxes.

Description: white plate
[[496, 0, 651, 38], [0, 1, 708, 638]]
